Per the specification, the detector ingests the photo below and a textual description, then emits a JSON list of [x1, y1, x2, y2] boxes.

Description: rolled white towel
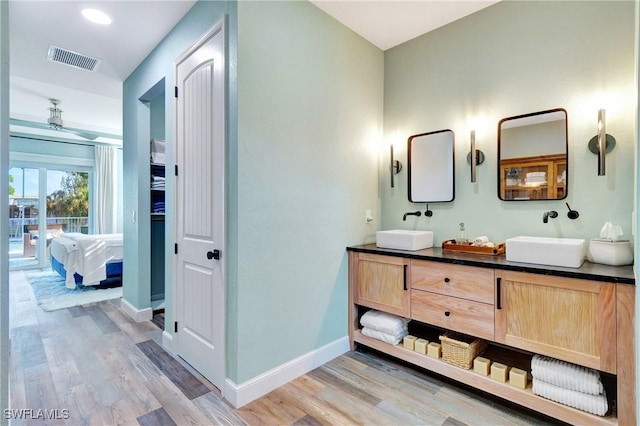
[[532, 379, 608, 416], [472, 236, 489, 246], [531, 354, 604, 395], [361, 326, 407, 346], [360, 310, 409, 337]]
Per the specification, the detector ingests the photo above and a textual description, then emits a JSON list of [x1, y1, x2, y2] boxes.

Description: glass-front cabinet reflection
[[500, 154, 566, 200]]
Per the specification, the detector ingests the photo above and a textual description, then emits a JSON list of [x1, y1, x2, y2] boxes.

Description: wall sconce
[[390, 144, 403, 188], [588, 109, 616, 176], [466, 130, 485, 183]]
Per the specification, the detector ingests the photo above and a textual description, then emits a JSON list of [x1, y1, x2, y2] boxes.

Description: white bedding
[[50, 233, 123, 289]]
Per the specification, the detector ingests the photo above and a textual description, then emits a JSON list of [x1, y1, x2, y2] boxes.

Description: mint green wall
[[382, 1, 636, 245], [234, 1, 382, 382], [122, 1, 237, 331]]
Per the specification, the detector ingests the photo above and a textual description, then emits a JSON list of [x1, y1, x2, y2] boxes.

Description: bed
[[50, 233, 123, 289]]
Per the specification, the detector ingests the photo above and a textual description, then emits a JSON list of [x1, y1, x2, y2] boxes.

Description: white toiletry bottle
[[456, 222, 468, 245]]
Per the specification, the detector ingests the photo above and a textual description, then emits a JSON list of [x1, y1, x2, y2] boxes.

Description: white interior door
[[175, 23, 225, 390]]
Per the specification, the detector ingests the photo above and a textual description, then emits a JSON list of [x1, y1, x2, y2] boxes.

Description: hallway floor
[[8, 270, 560, 425]]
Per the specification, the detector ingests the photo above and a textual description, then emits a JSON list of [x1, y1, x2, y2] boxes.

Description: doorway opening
[[8, 164, 92, 270]]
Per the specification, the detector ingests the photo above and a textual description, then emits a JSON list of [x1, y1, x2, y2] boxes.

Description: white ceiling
[[310, 0, 499, 51], [9, 0, 498, 142]]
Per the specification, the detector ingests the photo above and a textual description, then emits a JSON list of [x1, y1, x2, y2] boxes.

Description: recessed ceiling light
[[81, 8, 112, 25]]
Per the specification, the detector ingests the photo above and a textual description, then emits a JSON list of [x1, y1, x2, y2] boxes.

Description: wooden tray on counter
[[442, 239, 505, 256]]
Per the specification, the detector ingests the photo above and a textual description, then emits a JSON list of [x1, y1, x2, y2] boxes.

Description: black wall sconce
[[588, 109, 616, 176], [390, 144, 403, 188], [466, 130, 485, 183]]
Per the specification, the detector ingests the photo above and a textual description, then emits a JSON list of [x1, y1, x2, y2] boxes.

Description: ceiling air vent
[[47, 45, 101, 72]]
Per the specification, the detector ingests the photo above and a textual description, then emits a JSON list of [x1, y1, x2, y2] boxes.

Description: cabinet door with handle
[[495, 270, 616, 373], [353, 253, 410, 318]]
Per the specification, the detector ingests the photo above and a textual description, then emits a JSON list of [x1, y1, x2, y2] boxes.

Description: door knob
[[207, 249, 221, 260]]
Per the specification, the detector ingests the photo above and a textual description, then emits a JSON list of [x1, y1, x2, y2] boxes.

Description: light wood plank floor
[[9, 270, 562, 425]]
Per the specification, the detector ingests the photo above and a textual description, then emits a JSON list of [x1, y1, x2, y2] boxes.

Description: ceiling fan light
[[81, 8, 112, 25]]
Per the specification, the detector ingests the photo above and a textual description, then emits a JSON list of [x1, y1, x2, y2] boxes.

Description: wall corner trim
[[120, 298, 153, 322], [162, 330, 175, 354], [223, 336, 350, 408]]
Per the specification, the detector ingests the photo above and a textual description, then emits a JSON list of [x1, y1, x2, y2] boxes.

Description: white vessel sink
[[506, 236, 586, 268], [376, 230, 434, 251]]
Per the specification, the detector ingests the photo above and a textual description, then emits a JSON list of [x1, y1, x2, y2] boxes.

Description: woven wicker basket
[[439, 332, 487, 369]]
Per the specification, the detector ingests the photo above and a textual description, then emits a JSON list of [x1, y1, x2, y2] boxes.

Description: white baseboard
[[223, 336, 349, 408], [162, 330, 175, 354], [120, 298, 153, 322]]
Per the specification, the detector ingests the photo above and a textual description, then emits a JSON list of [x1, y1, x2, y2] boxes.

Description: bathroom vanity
[[347, 244, 635, 425]]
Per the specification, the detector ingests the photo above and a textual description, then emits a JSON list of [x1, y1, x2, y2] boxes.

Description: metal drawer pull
[[403, 265, 407, 291], [444, 311, 451, 317], [444, 277, 450, 283]]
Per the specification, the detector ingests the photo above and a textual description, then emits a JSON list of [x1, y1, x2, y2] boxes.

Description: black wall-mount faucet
[[543, 210, 558, 223], [403, 211, 422, 221], [424, 204, 433, 217], [565, 203, 580, 220]]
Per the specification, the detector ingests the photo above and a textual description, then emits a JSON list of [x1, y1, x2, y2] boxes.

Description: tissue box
[[587, 239, 633, 266]]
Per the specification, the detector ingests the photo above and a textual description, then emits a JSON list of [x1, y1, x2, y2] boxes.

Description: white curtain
[[94, 146, 117, 234]]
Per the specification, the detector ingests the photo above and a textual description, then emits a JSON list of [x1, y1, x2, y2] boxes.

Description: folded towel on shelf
[[151, 139, 166, 164], [531, 354, 604, 395], [361, 326, 407, 346], [532, 379, 608, 416], [360, 310, 409, 337]]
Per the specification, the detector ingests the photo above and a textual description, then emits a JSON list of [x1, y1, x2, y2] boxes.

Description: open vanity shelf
[[347, 245, 635, 426], [353, 326, 617, 426]]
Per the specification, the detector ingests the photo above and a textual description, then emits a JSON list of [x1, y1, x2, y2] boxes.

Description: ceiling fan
[[10, 98, 100, 141]]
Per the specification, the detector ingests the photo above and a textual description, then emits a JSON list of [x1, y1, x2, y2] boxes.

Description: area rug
[[27, 270, 122, 312]]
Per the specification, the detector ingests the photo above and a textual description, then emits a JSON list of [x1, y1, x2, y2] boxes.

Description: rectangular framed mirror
[[498, 108, 568, 201], [408, 129, 455, 203]]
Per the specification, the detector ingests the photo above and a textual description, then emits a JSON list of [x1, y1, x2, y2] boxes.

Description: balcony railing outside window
[[9, 216, 89, 239]]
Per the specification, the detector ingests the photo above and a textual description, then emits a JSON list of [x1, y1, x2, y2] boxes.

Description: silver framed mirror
[[498, 108, 568, 201], [407, 129, 455, 203]]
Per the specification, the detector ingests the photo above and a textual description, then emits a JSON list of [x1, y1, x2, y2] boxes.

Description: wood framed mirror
[[498, 108, 568, 201]]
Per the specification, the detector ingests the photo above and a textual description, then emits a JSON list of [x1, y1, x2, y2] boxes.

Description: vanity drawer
[[411, 290, 495, 340], [411, 260, 494, 304]]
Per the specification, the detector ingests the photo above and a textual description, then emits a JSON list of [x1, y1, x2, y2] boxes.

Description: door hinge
[[174, 321, 178, 333], [174, 243, 178, 254], [174, 86, 178, 98], [174, 165, 178, 176]]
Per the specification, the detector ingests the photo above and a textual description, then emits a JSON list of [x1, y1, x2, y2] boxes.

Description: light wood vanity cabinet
[[348, 248, 636, 426], [495, 270, 616, 374]]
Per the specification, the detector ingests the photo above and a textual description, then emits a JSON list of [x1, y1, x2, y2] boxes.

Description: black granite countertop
[[347, 243, 635, 284]]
